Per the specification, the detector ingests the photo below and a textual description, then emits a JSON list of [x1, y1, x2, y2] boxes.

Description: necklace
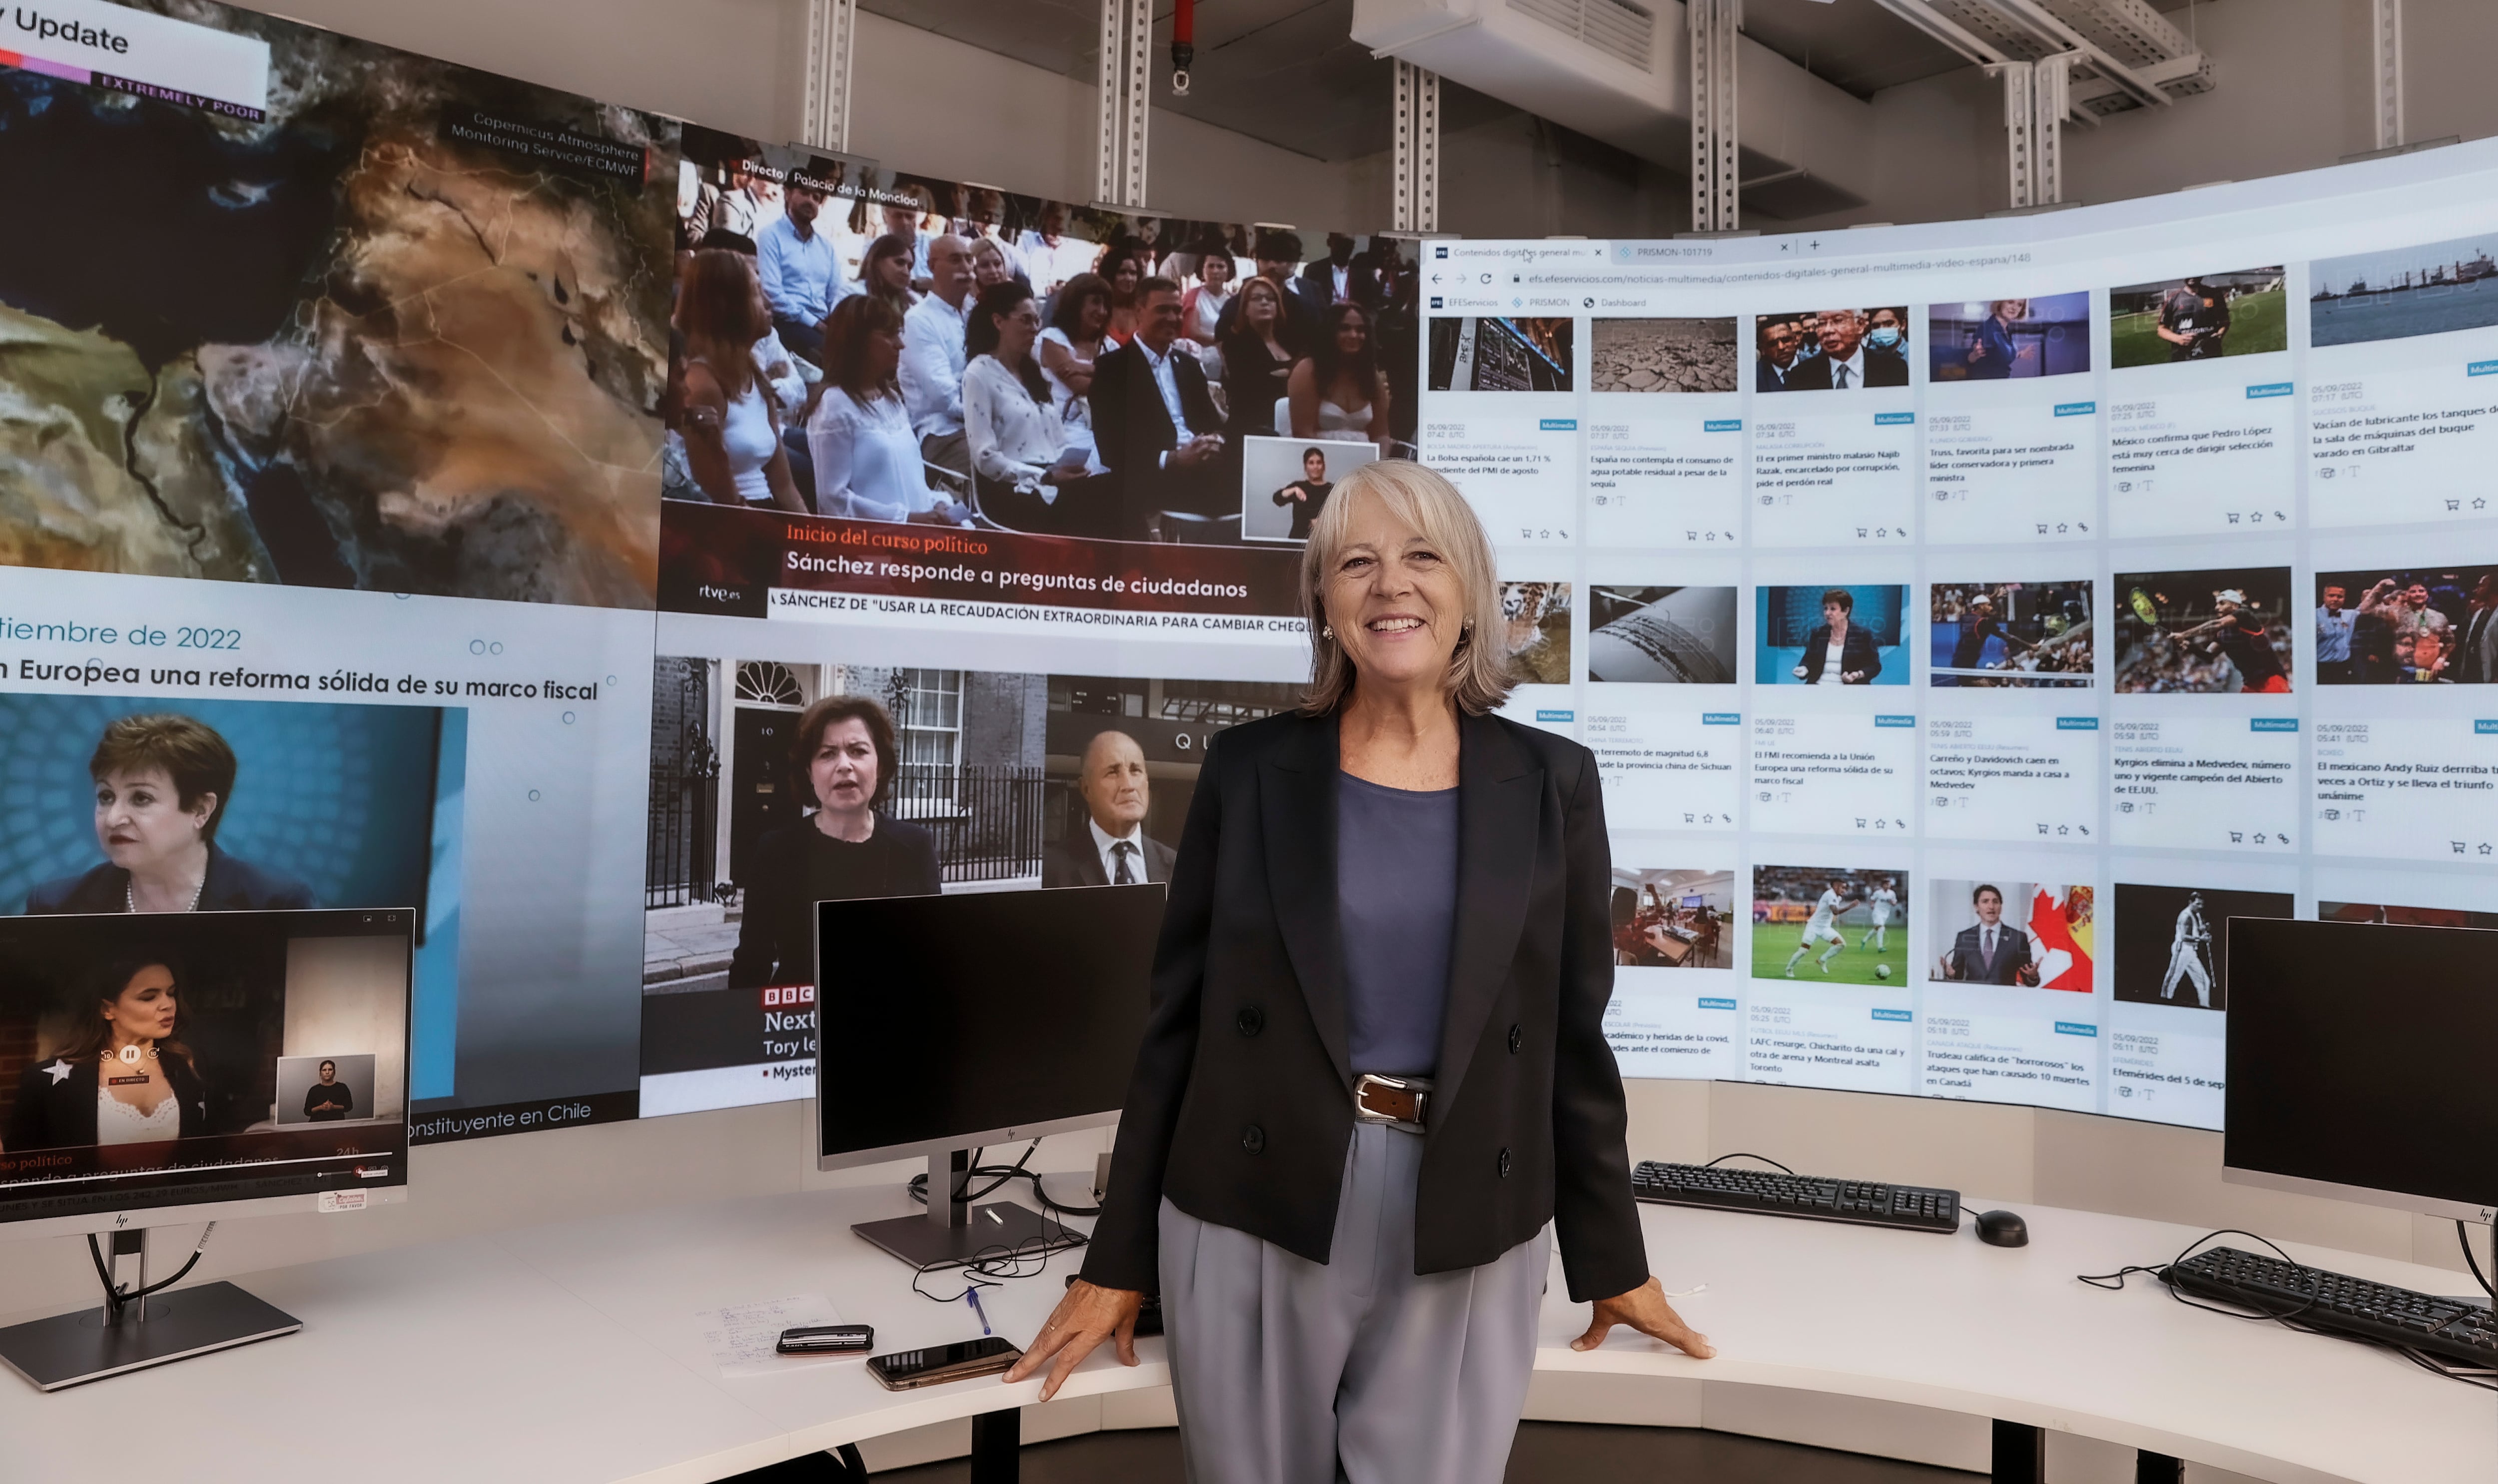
[[127, 874, 206, 914]]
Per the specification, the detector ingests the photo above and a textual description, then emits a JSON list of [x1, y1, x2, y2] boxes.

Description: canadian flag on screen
[[2028, 886, 2094, 992]]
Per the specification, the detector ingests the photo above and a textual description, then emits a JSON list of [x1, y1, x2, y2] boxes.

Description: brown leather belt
[[1353, 1072, 1430, 1131]]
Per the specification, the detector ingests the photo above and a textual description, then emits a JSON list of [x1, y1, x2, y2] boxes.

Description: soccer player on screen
[[1783, 877, 1857, 978], [1859, 878, 1897, 953], [2159, 893, 2215, 1007]]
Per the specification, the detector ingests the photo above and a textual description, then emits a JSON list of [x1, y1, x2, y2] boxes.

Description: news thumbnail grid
[[0, 910, 411, 1225], [0, 0, 678, 610], [637, 658, 1302, 1115], [666, 121, 1420, 555]]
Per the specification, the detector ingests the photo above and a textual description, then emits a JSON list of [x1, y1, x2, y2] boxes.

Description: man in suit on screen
[[1939, 884, 2038, 985], [1043, 730, 1178, 888], [1092, 278, 1229, 534]]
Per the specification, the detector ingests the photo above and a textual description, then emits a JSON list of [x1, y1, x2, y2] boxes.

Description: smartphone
[[777, 1324, 874, 1355], [867, 1335, 1022, 1391]]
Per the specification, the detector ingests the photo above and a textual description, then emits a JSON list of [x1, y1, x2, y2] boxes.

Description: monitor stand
[[851, 1150, 1087, 1270], [0, 1229, 300, 1392]]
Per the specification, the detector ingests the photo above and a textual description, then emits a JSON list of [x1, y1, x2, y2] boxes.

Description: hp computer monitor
[[0, 909, 414, 1240], [813, 884, 1162, 1172], [2223, 919, 2498, 1225]]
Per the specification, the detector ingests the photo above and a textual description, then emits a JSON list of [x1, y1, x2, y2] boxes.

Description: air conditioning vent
[[1507, 0, 1654, 72]]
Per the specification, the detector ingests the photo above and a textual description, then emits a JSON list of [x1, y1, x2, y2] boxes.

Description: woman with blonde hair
[[1009, 460, 1712, 1483]]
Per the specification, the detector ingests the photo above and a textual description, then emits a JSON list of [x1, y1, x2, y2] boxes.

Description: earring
[[1322, 625, 1333, 640]]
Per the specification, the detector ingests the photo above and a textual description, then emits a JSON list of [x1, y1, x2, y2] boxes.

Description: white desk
[[2, 1181, 2489, 1484]]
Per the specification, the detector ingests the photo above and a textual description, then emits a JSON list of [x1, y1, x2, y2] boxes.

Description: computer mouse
[[1974, 1209, 2029, 1247]]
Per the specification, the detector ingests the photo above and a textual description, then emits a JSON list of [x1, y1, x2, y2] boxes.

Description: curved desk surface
[[1, 1180, 2487, 1484]]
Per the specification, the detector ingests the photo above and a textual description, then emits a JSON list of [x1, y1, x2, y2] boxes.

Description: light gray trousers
[[1158, 1122, 1550, 1484]]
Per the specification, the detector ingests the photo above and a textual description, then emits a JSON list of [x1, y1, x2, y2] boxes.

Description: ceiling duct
[[1350, 0, 1873, 217]]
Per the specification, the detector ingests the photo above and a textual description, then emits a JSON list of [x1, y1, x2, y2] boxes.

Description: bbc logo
[[761, 985, 816, 1007]]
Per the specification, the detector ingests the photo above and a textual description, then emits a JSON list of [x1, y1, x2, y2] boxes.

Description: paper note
[[697, 1293, 849, 1378]]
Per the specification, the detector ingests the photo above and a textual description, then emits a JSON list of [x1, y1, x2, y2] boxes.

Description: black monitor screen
[[2225, 919, 2498, 1215], [0, 910, 413, 1228], [815, 885, 1162, 1162]]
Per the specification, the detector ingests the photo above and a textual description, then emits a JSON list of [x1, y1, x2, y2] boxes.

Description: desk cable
[[85, 1222, 217, 1320]]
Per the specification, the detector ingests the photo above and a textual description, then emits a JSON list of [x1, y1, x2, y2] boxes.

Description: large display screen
[[1423, 157, 2498, 1130], [14, 0, 2498, 1160]]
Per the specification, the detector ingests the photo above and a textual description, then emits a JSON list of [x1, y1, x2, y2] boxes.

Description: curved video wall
[[1424, 180, 2498, 1130], [4, 0, 2497, 1165]]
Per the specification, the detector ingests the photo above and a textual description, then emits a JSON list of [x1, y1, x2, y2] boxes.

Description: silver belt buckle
[[1353, 1072, 1429, 1131]]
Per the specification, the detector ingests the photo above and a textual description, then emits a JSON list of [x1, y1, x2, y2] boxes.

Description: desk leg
[[1990, 1420, 2043, 1484], [2135, 1451, 2183, 1484], [970, 1407, 1021, 1484]]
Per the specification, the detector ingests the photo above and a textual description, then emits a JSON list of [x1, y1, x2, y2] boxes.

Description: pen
[[966, 1286, 992, 1337]]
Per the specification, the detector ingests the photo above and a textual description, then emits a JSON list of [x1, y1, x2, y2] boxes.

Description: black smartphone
[[867, 1335, 1022, 1391], [777, 1324, 874, 1354]]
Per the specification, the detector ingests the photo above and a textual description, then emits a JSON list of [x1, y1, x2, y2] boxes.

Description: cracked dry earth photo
[[0, 0, 677, 607], [1589, 317, 1738, 395]]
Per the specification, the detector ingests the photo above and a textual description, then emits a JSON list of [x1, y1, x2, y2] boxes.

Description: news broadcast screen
[[1430, 144, 2498, 1131], [0, 910, 411, 1227]]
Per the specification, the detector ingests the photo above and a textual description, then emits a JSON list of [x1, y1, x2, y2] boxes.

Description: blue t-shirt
[[1336, 771, 1460, 1077]]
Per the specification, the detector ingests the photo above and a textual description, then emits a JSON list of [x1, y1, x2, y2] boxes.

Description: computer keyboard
[[1631, 1160, 1961, 1234], [2163, 1246, 2498, 1369]]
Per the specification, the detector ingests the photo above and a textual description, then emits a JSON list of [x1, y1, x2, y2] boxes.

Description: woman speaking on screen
[[5, 953, 210, 1153], [26, 714, 315, 915], [1006, 461, 1712, 1483]]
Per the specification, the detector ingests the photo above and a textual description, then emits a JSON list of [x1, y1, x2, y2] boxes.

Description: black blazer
[[1946, 923, 2034, 985], [1091, 340, 1224, 488], [6, 1053, 207, 1152], [726, 814, 942, 988], [24, 842, 315, 915], [1080, 709, 1650, 1304], [1864, 345, 1910, 387], [1797, 623, 1883, 684], [1773, 353, 1833, 391], [1042, 831, 1178, 888]]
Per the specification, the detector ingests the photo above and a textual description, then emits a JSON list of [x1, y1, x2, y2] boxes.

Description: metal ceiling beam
[[1689, 0, 1743, 234], [801, 0, 857, 153], [1868, 0, 2009, 69], [1392, 59, 1440, 235], [1979, 0, 2173, 109], [2374, 0, 2404, 150], [1095, 0, 1153, 208]]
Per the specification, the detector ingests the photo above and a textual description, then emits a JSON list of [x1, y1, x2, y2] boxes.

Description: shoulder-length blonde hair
[[1298, 460, 1511, 717]]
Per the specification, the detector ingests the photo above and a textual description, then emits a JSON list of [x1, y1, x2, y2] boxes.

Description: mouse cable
[[85, 1221, 218, 1318], [1704, 1151, 1796, 1176], [2460, 1221, 2495, 1301]]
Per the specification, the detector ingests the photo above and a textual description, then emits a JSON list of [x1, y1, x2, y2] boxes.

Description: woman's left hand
[[1572, 1276, 1716, 1358]]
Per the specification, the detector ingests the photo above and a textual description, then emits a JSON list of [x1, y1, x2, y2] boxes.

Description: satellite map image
[[0, 0, 677, 607]]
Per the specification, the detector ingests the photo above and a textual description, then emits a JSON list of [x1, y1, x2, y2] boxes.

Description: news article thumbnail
[[2113, 567, 2294, 694], [1587, 586, 1737, 684], [1926, 879, 2092, 989], [1429, 318, 1574, 392], [639, 655, 1299, 1114], [0, 911, 409, 1207], [2111, 883, 2292, 1011], [1757, 584, 1909, 686], [1612, 868, 1731, 969], [0, 695, 449, 920], [1591, 318, 1736, 394], [1926, 293, 2091, 382], [0, 0, 677, 607], [2109, 269, 2286, 367], [1497, 582, 1572, 685], [1929, 581, 2094, 687], [2311, 565, 2498, 684], [1752, 308, 1911, 392], [1751, 865, 1909, 986], [2311, 232, 2498, 347]]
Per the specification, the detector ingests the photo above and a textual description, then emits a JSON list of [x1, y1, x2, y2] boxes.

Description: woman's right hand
[[1002, 1279, 1144, 1400]]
